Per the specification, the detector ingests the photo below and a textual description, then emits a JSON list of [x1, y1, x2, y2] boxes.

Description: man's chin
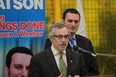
[[60, 47, 66, 51]]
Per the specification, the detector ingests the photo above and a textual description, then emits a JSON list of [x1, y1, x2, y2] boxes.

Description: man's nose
[[20, 68, 27, 77], [63, 37, 66, 40], [71, 21, 75, 26]]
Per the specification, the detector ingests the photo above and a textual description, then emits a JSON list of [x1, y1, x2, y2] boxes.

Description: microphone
[[73, 45, 96, 57], [73, 46, 116, 75]]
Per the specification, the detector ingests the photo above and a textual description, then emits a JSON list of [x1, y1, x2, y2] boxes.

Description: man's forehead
[[54, 28, 68, 34], [12, 53, 31, 57], [66, 13, 79, 18], [11, 53, 32, 63]]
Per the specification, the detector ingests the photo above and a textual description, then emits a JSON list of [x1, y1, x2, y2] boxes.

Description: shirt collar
[[71, 34, 76, 39], [51, 45, 66, 56]]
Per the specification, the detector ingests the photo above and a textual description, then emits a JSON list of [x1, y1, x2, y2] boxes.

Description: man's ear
[[49, 36, 53, 42], [61, 19, 64, 24], [49, 36, 52, 40], [4, 65, 9, 77]]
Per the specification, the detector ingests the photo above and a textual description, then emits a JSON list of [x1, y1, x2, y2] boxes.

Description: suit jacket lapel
[[45, 48, 60, 76], [67, 50, 78, 77], [75, 35, 79, 46], [67, 44, 72, 50], [66, 50, 76, 76]]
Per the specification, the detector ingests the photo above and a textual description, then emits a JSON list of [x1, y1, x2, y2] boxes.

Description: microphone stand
[[73, 45, 116, 77]]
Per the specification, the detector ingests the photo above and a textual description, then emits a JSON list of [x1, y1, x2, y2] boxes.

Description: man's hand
[[58, 74, 62, 77], [68, 75, 80, 77], [58, 74, 80, 77]]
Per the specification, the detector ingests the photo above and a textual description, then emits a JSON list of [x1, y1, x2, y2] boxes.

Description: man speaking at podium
[[44, 8, 99, 76]]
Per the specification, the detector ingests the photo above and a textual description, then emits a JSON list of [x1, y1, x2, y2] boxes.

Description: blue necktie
[[70, 37, 75, 47]]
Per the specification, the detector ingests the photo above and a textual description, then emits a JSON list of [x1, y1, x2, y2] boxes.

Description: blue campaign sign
[[0, 0, 45, 38], [0, 0, 46, 77]]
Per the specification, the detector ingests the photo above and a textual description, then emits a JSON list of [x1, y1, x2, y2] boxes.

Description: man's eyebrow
[[14, 64, 22, 66]]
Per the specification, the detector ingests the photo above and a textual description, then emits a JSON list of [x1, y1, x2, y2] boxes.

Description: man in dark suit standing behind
[[28, 23, 88, 77], [44, 8, 99, 76]]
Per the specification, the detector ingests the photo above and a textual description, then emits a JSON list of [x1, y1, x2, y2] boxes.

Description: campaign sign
[[0, 0, 45, 77]]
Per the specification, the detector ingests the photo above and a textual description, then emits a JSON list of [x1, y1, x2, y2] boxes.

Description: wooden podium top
[[83, 75, 115, 77]]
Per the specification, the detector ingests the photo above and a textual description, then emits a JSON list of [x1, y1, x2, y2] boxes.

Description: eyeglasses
[[53, 34, 70, 39]]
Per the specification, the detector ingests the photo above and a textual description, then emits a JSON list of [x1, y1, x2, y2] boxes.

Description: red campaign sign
[[0, 16, 45, 38]]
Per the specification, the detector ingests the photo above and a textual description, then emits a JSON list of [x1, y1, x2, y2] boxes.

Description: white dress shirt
[[51, 45, 67, 70]]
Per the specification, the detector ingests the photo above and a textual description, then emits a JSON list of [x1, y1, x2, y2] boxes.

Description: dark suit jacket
[[28, 48, 88, 77], [44, 35, 99, 76]]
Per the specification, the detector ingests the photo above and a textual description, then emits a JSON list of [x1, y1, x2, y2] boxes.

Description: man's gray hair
[[49, 23, 70, 36]]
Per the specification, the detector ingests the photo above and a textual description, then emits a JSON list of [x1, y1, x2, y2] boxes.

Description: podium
[[84, 75, 115, 77]]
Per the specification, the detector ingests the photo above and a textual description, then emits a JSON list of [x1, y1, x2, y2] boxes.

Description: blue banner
[[0, 0, 45, 77]]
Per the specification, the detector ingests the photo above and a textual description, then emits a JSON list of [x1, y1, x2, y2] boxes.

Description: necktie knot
[[59, 52, 63, 59], [59, 51, 63, 55], [71, 37, 75, 40]]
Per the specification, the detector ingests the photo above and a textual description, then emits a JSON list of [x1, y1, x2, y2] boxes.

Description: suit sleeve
[[44, 38, 52, 50], [79, 53, 89, 76], [78, 35, 99, 75], [28, 55, 41, 77], [89, 41, 99, 75]]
